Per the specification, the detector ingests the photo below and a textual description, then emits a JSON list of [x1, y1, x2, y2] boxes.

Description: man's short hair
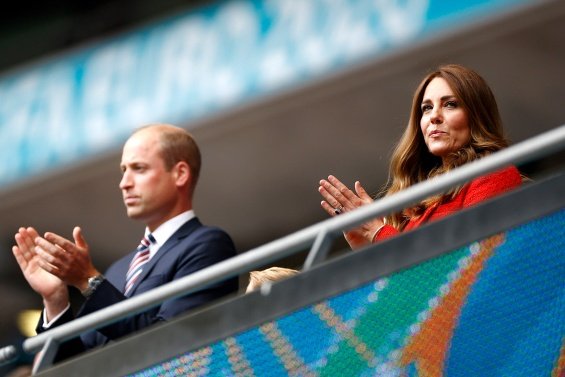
[[135, 124, 201, 192]]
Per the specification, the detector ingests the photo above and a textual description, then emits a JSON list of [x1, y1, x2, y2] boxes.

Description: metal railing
[[26, 125, 565, 372]]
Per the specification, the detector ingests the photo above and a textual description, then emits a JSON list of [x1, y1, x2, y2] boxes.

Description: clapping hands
[[318, 175, 385, 249]]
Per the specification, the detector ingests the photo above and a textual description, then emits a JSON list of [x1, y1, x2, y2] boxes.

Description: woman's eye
[[445, 101, 458, 108], [421, 104, 432, 112]]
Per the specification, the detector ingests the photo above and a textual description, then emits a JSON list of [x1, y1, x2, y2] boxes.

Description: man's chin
[[126, 208, 144, 220]]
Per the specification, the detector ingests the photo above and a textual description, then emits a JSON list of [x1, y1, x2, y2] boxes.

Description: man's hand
[[34, 227, 100, 293], [13, 227, 69, 320]]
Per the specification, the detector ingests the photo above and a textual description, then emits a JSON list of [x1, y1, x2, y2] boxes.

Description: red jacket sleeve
[[374, 225, 400, 242], [462, 166, 522, 207], [373, 166, 522, 243]]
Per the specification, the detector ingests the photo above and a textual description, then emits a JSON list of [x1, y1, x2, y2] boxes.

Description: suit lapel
[[128, 217, 202, 296]]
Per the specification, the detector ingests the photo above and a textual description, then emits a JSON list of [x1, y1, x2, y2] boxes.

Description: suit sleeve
[[35, 306, 86, 363], [78, 228, 238, 341]]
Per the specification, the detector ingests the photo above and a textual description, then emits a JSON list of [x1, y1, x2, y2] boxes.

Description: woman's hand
[[318, 175, 385, 249]]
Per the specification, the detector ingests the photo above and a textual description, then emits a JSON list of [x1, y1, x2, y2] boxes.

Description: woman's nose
[[430, 106, 443, 123]]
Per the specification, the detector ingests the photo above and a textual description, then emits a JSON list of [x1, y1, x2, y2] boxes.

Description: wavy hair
[[382, 64, 510, 229]]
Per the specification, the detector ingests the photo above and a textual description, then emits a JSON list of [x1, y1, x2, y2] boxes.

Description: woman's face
[[420, 77, 471, 162]]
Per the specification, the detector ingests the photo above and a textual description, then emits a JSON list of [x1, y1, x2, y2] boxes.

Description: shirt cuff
[[42, 303, 71, 329]]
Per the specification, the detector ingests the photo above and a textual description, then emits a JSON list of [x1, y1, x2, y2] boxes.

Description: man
[[12, 124, 238, 361]]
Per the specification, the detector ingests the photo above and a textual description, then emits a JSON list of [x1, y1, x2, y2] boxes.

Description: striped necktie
[[124, 233, 156, 296]]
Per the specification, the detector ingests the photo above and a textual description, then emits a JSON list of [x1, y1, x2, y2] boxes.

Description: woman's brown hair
[[382, 64, 510, 229]]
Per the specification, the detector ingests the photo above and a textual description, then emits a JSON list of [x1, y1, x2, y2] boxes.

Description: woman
[[319, 64, 523, 249]]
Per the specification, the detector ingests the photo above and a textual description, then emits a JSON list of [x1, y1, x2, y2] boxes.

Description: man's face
[[119, 130, 179, 230]]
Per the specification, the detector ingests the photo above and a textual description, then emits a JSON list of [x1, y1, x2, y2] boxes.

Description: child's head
[[246, 267, 298, 293]]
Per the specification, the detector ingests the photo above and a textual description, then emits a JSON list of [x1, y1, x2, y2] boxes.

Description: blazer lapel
[[127, 218, 201, 296]]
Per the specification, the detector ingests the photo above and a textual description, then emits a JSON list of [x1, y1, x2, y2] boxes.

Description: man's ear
[[173, 161, 191, 187]]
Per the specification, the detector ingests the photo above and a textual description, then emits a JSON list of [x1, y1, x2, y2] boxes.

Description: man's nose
[[119, 172, 131, 189]]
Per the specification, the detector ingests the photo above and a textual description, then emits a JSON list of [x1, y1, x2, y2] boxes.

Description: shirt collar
[[144, 210, 195, 257]]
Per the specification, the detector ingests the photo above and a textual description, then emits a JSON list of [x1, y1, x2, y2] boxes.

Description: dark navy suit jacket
[[37, 218, 238, 362]]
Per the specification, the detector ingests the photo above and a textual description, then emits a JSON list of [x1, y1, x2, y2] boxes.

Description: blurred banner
[[0, 0, 532, 186]]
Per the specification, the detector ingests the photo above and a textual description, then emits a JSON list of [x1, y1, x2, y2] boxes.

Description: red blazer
[[375, 166, 523, 242]]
